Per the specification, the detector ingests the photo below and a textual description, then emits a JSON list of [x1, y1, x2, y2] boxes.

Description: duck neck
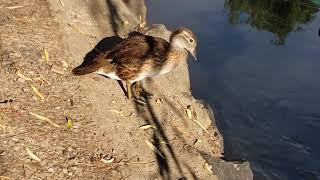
[[165, 45, 188, 65]]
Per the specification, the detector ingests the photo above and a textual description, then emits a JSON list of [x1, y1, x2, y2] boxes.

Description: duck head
[[170, 28, 197, 60]]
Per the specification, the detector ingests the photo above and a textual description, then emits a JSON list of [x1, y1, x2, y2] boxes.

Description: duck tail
[[72, 57, 115, 76], [72, 63, 98, 75]]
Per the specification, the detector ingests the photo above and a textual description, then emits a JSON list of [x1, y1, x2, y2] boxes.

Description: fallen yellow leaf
[[42, 49, 49, 63], [66, 117, 72, 129]]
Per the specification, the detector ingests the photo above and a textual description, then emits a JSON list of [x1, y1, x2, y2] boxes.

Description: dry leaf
[[139, 124, 156, 130], [66, 117, 72, 129], [30, 84, 45, 102], [29, 111, 60, 127], [16, 70, 32, 81], [101, 157, 115, 164], [204, 162, 213, 173], [145, 140, 165, 159], [26, 148, 41, 162]]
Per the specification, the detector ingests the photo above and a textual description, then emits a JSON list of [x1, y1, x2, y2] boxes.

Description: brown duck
[[72, 28, 197, 99]]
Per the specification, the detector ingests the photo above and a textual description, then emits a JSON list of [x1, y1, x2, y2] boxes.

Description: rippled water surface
[[146, 0, 320, 179]]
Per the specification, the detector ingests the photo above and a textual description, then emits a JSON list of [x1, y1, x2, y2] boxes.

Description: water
[[146, 0, 320, 179]]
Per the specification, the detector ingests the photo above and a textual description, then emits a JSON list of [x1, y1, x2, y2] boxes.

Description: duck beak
[[190, 48, 197, 60]]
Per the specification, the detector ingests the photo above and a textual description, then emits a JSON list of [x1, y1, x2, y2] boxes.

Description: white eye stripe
[[182, 34, 193, 41]]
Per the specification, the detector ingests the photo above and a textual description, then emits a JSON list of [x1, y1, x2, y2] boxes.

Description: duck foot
[[134, 81, 153, 99]]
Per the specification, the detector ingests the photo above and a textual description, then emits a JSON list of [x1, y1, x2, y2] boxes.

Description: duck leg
[[134, 81, 142, 96], [126, 81, 133, 99]]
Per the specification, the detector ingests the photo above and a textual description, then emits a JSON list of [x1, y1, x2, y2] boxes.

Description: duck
[[72, 28, 197, 99]]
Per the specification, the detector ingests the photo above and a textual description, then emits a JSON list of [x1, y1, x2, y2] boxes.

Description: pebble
[[47, 168, 54, 173], [13, 146, 20, 151], [63, 168, 68, 174]]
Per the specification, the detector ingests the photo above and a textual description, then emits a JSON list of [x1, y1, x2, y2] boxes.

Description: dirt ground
[[0, 0, 253, 179]]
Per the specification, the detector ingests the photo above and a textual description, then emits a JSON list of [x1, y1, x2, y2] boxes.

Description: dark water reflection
[[146, 0, 320, 179]]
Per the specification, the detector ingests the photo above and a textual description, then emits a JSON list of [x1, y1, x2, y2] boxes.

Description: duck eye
[[189, 38, 194, 43]]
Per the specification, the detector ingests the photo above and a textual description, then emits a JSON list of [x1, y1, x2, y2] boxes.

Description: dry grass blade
[[6, 5, 23, 9], [193, 119, 215, 139], [68, 23, 96, 38], [16, 70, 32, 81], [39, 74, 51, 86], [139, 124, 156, 130], [184, 105, 216, 139], [107, 109, 132, 117], [30, 84, 45, 102], [101, 157, 115, 164], [29, 111, 60, 127], [59, 0, 65, 7], [145, 140, 165, 159], [0, 176, 11, 179], [26, 148, 41, 161]]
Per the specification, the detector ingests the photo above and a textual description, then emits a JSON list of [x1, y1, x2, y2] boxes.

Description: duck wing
[[72, 33, 169, 76], [105, 33, 169, 64]]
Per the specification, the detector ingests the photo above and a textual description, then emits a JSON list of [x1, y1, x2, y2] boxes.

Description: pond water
[[146, 0, 320, 179]]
